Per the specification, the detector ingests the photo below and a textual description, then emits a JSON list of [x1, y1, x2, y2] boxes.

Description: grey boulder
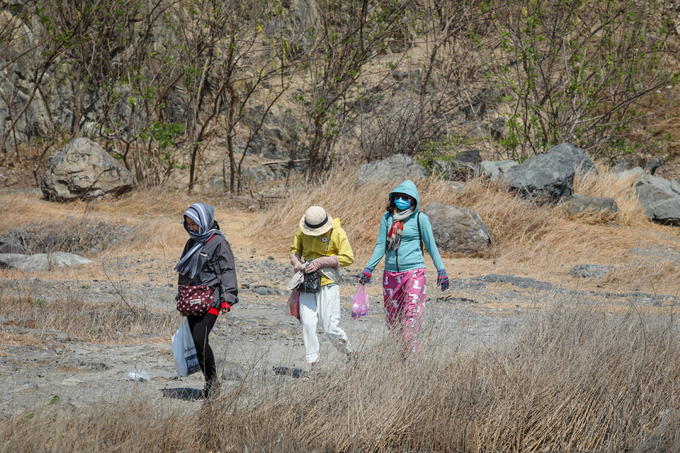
[[564, 194, 618, 216], [41, 138, 135, 201], [356, 154, 427, 187], [502, 143, 597, 202], [422, 202, 491, 254], [634, 174, 680, 224], [0, 252, 93, 271], [571, 264, 613, 278], [477, 160, 519, 179]]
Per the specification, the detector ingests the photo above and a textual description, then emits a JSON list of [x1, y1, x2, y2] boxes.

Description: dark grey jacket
[[178, 234, 239, 307]]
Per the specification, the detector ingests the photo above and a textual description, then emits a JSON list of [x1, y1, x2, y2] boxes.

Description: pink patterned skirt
[[382, 268, 427, 353]]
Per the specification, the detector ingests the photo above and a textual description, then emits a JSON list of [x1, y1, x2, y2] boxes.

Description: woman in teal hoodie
[[359, 180, 448, 352]]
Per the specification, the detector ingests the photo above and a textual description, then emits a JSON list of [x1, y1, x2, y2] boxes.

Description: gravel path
[[1, 249, 676, 420]]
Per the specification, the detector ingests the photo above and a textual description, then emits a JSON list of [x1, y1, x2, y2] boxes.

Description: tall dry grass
[[568, 167, 648, 226], [249, 171, 656, 268], [0, 397, 196, 452], [3, 304, 677, 452], [199, 304, 680, 452]]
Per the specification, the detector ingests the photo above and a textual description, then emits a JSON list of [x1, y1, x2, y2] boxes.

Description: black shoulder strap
[[417, 212, 423, 252]]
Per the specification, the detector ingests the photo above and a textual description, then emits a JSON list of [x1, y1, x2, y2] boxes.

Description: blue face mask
[[394, 197, 411, 210]]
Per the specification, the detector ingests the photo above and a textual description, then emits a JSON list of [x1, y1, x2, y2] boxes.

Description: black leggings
[[187, 312, 218, 383]]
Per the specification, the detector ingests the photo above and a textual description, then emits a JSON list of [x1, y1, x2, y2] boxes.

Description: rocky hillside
[[3, 0, 680, 195]]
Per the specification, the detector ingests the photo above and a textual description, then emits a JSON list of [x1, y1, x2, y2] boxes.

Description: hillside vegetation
[[1, 0, 680, 191]]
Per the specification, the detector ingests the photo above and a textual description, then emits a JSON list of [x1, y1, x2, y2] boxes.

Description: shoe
[[302, 362, 318, 380], [346, 351, 359, 363], [197, 379, 221, 400]]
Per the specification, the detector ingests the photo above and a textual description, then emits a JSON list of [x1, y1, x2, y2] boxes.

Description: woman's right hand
[[291, 253, 303, 273]]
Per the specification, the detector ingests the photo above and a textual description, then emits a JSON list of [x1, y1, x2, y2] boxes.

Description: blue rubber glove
[[437, 269, 449, 291], [358, 268, 373, 284]]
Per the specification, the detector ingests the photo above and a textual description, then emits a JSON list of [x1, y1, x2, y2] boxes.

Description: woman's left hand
[[437, 269, 449, 292]]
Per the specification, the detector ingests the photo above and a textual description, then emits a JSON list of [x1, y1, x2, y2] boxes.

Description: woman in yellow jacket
[[291, 206, 355, 366]]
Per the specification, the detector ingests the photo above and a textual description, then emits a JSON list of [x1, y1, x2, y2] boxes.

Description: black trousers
[[187, 312, 218, 383]]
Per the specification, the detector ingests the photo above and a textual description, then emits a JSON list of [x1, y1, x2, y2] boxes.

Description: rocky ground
[[2, 241, 678, 420]]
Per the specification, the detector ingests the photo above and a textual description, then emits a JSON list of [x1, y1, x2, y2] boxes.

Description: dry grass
[[568, 166, 648, 226], [0, 285, 176, 344], [2, 304, 678, 452], [199, 304, 680, 452], [0, 397, 197, 452], [602, 257, 680, 293], [249, 171, 674, 271]]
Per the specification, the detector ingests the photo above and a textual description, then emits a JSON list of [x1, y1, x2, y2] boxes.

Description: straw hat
[[299, 206, 334, 236]]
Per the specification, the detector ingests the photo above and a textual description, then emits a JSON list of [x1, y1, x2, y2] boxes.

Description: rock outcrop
[[41, 138, 135, 201], [634, 174, 680, 224], [502, 143, 597, 202], [422, 202, 491, 254], [564, 194, 618, 216], [477, 160, 519, 179]]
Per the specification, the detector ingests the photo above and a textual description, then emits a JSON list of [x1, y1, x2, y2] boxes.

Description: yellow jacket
[[291, 218, 354, 286]]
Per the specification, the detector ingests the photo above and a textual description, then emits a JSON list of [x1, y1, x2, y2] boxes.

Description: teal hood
[[389, 180, 420, 212], [364, 179, 445, 272]]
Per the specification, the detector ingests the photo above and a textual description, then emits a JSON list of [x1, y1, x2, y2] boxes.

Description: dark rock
[[461, 88, 496, 120], [564, 194, 618, 216], [571, 264, 613, 278], [41, 138, 135, 201], [391, 70, 409, 81], [356, 154, 427, 187], [431, 151, 481, 180], [208, 176, 225, 192], [472, 274, 553, 291], [611, 155, 662, 175], [502, 143, 597, 202], [484, 117, 505, 141], [0, 233, 25, 254], [422, 202, 491, 254], [634, 174, 680, 224], [0, 221, 133, 255], [454, 150, 481, 165]]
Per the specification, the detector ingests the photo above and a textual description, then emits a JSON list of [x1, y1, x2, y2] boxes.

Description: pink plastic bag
[[286, 289, 300, 320], [351, 284, 369, 319]]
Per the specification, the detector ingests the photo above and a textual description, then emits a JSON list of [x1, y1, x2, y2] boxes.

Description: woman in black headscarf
[[176, 202, 238, 399]]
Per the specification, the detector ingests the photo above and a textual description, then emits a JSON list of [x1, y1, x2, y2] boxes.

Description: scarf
[[175, 203, 224, 279], [386, 207, 415, 252]]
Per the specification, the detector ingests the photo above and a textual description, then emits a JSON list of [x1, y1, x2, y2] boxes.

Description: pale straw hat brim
[[299, 212, 334, 236]]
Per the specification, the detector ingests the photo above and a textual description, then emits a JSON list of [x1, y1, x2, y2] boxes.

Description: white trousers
[[299, 284, 352, 363]]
